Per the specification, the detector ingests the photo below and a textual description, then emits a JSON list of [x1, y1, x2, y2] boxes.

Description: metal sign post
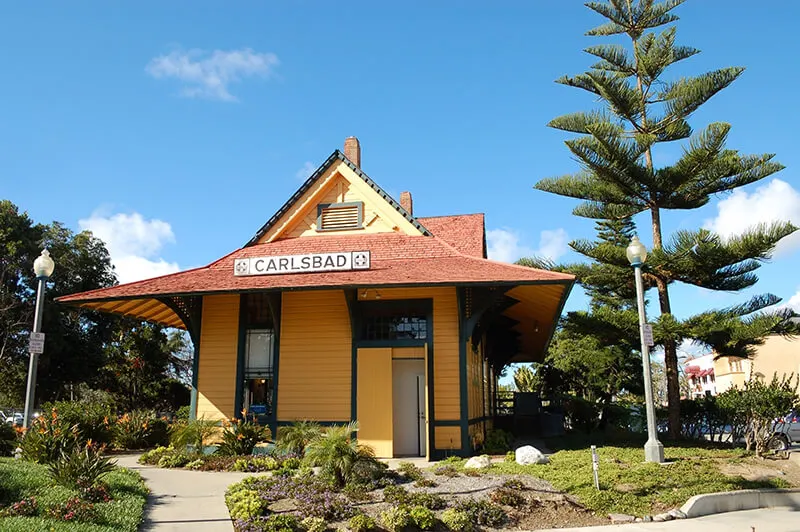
[[591, 445, 600, 490]]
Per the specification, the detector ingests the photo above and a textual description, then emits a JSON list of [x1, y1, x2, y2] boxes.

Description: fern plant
[[276, 420, 323, 456], [215, 417, 271, 456], [302, 422, 378, 488]]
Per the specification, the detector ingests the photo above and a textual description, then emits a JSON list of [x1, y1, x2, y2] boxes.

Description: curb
[[680, 488, 800, 518]]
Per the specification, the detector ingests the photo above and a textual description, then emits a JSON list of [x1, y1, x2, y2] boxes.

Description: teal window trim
[[316, 201, 363, 231]]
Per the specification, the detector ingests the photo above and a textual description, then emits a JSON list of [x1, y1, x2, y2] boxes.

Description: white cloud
[[295, 161, 316, 181], [703, 178, 800, 256], [486, 228, 569, 263], [146, 47, 279, 102], [782, 288, 800, 313], [79, 212, 180, 284]]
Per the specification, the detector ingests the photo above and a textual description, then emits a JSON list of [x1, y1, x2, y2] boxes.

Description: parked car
[[769, 410, 800, 451], [5, 412, 23, 426]]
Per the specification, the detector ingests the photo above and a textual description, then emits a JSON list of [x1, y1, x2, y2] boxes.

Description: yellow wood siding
[[196, 294, 240, 421], [357, 348, 393, 457], [469, 421, 486, 449], [435, 426, 461, 452], [278, 290, 351, 421], [359, 287, 461, 422], [260, 161, 422, 242]]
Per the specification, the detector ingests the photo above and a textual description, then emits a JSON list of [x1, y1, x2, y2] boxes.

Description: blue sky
[[2, 1, 799, 336]]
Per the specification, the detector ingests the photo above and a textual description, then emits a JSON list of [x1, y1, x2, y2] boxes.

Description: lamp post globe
[[626, 236, 648, 266], [23, 249, 55, 430], [33, 249, 55, 278]]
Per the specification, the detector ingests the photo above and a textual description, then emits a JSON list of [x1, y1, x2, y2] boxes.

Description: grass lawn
[[0, 457, 148, 532], [490, 445, 791, 516]]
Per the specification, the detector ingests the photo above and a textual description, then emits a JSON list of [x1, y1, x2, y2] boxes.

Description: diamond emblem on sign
[[352, 251, 370, 269], [234, 259, 250, 276]]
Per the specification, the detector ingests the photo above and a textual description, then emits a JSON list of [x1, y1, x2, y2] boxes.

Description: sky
[[2, 0, 799, 350]]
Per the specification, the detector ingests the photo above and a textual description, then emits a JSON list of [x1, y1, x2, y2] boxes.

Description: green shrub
[[463, 468, 482, 477], [186, 458, 205, 470], [409, 505, 436, 530], [380, 505, 411, 532], [281, 456, 302, 469], [169, 416, 219, 450], [19, 411, 80, 463], [226, 487, 266, 520], [139, 445, 173, 465], [489, 487, 524, 506], [454, 499, 506, 527], [43, 400, 114, 446], [414, 478, 437, 488], [158, 452, 193, 468], [504, 451, 515, 463], [441, 455, 464, 465], [348, 513, 377, 532], [232, 456, 279, 472], [176, 405, 191, 420], [343, 482, 373, 502], [216, 417, 272, 456], [397, 461, 423, 481], [47, 495, 97, 522], [47, 441, 117, 489], [482, 428, 513, 454], [303, 422, 381, 488], [301, 516, 327, 532], [440, 508, 473, 531], [276, 420, 323, 456], [0, 422, 17, 456], [261, 514, 302, 532], [196, 455, 239, 471], [433, 465, 459, 477], [382, 485, 445, 509], [114, 410, 169, 449], [501, 478, 525, 490]]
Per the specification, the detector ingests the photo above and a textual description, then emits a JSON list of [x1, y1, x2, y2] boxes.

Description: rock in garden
[[515, 445, 549, 465], [268, 499, 299, 513], [668, 509, 687, 519], [609, 513, 635, 524], [464, 455, 492, 469]]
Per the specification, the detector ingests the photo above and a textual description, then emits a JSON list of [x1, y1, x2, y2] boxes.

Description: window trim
[[316, 201, 364, 232]]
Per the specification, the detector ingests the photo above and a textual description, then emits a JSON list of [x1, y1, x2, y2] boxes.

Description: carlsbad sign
[[234, 251, 370, 276]]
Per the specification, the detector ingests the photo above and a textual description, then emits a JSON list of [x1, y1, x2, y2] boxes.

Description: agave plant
[[303, 422, 378, 488], [275, 420, 323, 456]]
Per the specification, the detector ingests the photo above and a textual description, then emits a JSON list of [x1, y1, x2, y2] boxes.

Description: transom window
[[361, 312, 428, 341], [317, 202, 363, 231]]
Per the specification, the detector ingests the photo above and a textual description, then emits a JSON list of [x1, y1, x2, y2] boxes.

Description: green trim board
[[234, 295, 248, 420], [344, 289, 359, 423], [457, 288, 471, 454], [187, 298, 203, 420], [267, 292, 282, 438], [276, 420, 351, 427]]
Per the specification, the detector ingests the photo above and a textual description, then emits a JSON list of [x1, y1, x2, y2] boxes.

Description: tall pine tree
[[535, 0, 797, 437]]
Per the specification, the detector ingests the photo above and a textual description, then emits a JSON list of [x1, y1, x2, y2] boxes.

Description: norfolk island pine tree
[[534, 0, 797, 438]]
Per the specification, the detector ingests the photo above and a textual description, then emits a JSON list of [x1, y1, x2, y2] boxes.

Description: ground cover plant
[[0, 457, 147, 531]]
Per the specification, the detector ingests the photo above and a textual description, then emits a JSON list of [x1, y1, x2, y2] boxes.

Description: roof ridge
[[417, 213, 485, 220]]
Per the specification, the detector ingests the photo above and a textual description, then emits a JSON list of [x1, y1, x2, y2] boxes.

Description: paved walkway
[[115, 454, 252, 531], [539, 507, 800, 532]]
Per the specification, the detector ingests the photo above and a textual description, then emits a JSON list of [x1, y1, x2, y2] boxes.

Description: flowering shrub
[[348, 513, 377, 532], [19, 409, 80, 463], [232, 456, 278, 472], [47, 441, 117, 489], [114, 410, 169, 449], [42, 401, 114, 446], [236, 514, 302, 532], [77, 479, 113, 503], [216, 417, 271, 457], [48, 496, 97, 522], [380, 505, 411, 532], [409, 505, 437, 530], [0, 496, 38, 517], [440, 508, 473, 531]]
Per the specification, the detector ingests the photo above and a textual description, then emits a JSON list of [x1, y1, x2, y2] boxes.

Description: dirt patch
[[508, 494, 607, 530], [719, 455, 800, 485]]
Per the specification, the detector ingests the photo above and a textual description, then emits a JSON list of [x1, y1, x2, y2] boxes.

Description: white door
[[392, 359, 426, 456]]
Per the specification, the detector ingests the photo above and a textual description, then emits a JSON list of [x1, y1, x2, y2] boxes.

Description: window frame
[[316, 201, 364, 232]]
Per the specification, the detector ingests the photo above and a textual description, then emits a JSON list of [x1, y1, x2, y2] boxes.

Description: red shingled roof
[[58, 232, 571, 303], [417, 214, 485, 258]]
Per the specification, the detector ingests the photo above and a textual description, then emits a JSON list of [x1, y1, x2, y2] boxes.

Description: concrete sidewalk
[[116, 454, 252, 531], [538, 507, 800, 532]]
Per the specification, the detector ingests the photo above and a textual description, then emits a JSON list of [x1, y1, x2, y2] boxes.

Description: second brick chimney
[[400, 191, 413, 215], [344, 137, 361, 167]]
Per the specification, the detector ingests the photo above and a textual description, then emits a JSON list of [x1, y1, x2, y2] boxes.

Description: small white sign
[[234, 251, 371, 277], [29, 332, 45, 354], [642, 324, 655, 347]]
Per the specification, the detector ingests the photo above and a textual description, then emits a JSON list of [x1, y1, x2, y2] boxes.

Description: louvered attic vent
[[317, 202, 363, 231]]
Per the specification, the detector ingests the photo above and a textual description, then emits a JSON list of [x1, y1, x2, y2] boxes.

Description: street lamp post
[[22, 249, 55, 430], [626, 236, 665, 463]]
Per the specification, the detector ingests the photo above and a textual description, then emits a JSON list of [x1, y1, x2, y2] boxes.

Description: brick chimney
[[400, 191, 413, 215], [344, 136, 361, 167]]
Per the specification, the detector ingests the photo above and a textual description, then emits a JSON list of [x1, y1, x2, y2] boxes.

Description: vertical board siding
[[278, 290, 351, 421], [196, 294, 240, 421], [357, 347, 393, 457], [360, 287, 460, 422]]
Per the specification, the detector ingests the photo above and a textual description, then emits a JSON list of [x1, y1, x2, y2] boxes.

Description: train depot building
[[59, 138, 574, 459]]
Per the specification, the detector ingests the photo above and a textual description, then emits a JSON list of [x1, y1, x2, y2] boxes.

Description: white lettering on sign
[[233, 251, 370, 276]]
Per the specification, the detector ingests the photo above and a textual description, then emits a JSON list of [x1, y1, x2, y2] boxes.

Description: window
[[361, 312, 428, 341], [317, 202, 362, 231], [243, 329, 275, 417]]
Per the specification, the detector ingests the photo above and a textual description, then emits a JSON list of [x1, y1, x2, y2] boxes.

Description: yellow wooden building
[[59, 137, 574, 459]]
